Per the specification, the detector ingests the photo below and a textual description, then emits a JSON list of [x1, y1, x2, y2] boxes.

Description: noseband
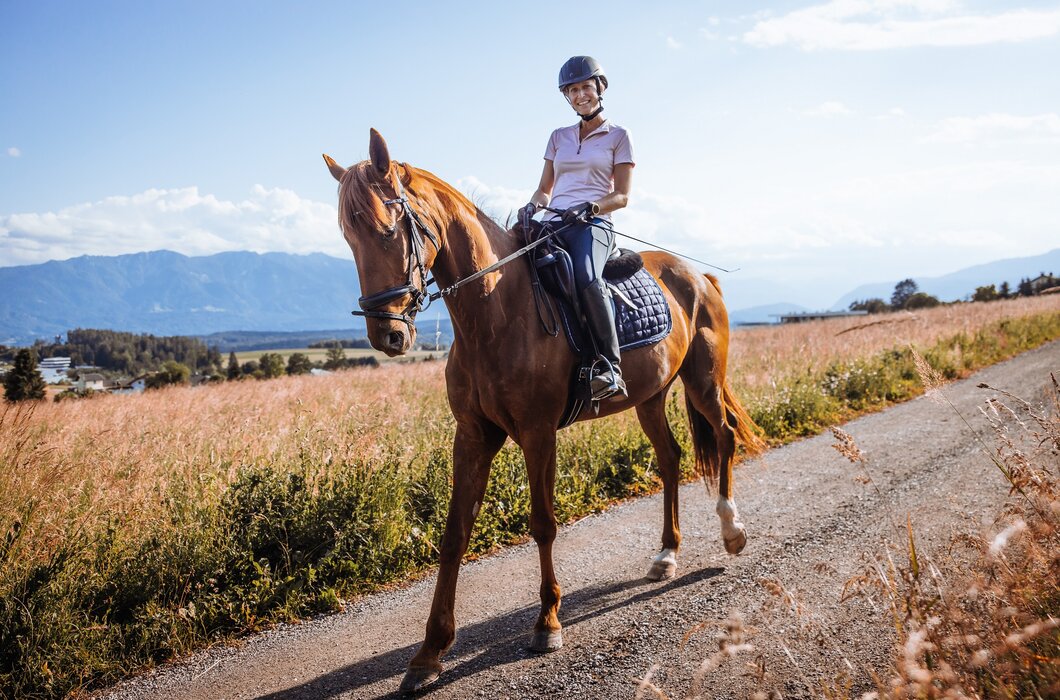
[[351, 171, 441, 330]]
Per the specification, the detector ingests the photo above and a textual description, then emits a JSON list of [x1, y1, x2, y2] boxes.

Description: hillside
[[0, 250, 364, 344], [3, 247, 1057, 345], [831, 247, 1060, 309]]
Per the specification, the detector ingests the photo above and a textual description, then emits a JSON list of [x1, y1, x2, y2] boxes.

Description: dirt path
[[101, 341, 1059, 700]]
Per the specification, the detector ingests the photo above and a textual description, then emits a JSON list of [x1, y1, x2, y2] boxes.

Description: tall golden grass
[[1, 295, 1058, 698], [730, 295, 1058, 395]]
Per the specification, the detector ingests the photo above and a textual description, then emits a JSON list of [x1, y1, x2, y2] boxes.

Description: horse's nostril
[[387, 331, 405, 349]]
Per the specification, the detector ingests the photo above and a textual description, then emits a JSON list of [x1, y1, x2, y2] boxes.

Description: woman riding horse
[[323, 120, 760, 693], [519, 55, 633, 401]]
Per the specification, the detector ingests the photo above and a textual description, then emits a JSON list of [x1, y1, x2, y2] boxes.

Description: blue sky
[[2, 1, 1058, 309]]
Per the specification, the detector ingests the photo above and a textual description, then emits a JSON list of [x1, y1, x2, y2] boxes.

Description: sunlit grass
[[1, 295, 1058, 698]]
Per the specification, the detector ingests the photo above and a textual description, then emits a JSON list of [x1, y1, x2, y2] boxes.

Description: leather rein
[[352, 180, 575, 329]]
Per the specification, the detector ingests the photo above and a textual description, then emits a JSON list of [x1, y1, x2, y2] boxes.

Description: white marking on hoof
[[646, 548, 678, 581], [717, 498, 747, 555], [530, 628, 564, 652]]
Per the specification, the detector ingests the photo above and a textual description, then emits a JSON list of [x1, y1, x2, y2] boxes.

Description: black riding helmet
[[558, 56, 607, 122]]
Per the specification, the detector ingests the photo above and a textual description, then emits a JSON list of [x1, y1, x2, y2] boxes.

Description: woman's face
[[564, 79, 601, 116]]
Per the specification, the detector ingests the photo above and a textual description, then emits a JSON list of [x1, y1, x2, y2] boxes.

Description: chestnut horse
[[324, 129, 761, 692]]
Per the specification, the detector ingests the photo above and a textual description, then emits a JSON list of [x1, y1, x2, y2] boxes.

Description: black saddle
[[522, 220, 673, 426]]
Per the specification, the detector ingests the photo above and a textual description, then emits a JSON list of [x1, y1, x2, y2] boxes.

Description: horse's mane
[[337, 161, 500, 238]]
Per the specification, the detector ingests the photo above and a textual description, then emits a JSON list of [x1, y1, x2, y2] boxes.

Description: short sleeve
[[615, 129, 635, 166], [543, 129, 560, 161]]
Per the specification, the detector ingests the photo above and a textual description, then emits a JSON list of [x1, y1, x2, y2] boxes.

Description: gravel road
[[100, 340, 1059, 700]]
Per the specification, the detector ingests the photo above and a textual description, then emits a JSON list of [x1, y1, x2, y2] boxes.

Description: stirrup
[[589, 359, 626, 401]]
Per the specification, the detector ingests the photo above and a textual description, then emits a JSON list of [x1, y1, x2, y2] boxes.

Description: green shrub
[[3, 310, 1060, 698]]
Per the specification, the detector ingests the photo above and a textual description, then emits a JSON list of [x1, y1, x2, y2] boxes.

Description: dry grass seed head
[[909, 346, 945, 404], [830, 426, 866, 464], [632, 663, 669, 700]]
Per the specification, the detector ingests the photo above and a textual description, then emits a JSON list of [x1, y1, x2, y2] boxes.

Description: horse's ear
[[322, 154, 347, 182], [368, 128, 391, 176]]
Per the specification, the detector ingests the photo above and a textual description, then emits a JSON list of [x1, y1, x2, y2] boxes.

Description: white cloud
[[924, 112, 1060, 144], [666, 36, 683, 50], [454, 176, 530, 225], [876, 107, 907, 119], [5, 147, 19, 158], [0, 185, 342, 267], [802, 100, 854, 117], [698, 27, 720, 40], [744, 2, 1060, 50]]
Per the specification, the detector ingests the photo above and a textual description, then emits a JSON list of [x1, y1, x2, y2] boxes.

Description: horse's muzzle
[[368, 322, 414, 357]]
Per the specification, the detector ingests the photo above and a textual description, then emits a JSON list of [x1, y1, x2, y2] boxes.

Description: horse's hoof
[[530, 628, 564, 652], [399, 663, 442, 694], [723, 528, 747, 555], [646, 549, 677, 581]]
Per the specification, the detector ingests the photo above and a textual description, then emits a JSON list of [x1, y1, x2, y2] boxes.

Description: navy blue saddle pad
[[555, 267, 672, 356]]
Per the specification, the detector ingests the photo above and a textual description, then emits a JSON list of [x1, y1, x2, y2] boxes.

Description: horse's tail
[[723, 381, 765, 455], [684, 381, 765, 491]]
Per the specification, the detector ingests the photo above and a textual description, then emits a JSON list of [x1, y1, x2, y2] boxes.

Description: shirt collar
[[570, 119, 611, 137]]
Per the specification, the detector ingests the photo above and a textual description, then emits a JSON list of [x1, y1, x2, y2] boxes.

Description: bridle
[[350, 168, 441, 330]]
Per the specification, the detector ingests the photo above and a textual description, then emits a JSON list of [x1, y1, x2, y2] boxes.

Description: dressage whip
[[607, 228, 739, 273], [427, 212, 738, 304], [538, 207, 740, 274]]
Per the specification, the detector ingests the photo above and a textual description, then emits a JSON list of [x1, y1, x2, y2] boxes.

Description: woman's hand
[[561, 201, 600, 224], [517, 202, 537, 230]]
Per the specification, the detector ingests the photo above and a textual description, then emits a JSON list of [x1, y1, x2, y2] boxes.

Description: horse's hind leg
[[681, 364, 747, 555], [636, 391, 683, 580], [401, 417, 506, 693]]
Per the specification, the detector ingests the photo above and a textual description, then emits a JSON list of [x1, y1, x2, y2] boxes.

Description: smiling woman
[[519, 55, 636, 400]]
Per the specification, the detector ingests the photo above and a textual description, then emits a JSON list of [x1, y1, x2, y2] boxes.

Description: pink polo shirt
[[543, 120, 635, 221]]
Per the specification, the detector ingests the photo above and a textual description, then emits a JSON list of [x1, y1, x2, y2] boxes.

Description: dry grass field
[[1, 294, 1057, 698], [231, 347, 440, 364]]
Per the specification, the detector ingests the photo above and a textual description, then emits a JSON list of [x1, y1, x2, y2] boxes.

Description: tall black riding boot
[[579, 280, 626, 400]]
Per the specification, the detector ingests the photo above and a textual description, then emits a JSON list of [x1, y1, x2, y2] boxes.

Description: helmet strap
[[580, 102, 604, 122]]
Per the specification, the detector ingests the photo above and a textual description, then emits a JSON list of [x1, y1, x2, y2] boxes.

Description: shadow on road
[[253, 566, 724, 700]]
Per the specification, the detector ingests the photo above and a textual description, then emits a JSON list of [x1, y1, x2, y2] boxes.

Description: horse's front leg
[[521, 430, 564, 652], [400, 418, 506, 693]]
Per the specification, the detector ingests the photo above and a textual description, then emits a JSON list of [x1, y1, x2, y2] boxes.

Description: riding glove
[[561, 201, 600, 225], [517, 202, 537, 230]]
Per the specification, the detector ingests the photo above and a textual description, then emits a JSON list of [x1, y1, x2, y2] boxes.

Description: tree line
[[223, 342, 378, 381], [0, 328, 223, 374], [849, 272, 1057, 314], [2, 341, 384, 402]]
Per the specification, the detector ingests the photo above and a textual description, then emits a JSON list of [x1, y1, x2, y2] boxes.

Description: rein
[[352, 183, 573, 326], [352, 190, 735, 331]]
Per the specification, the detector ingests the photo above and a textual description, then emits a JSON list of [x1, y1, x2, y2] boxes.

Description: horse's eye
[[383, 225, 397, 238]]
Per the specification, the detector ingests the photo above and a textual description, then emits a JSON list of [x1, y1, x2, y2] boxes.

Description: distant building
[[1028, 273, 1059, 295], [39, 356, 72, 384], [77, 373, 106, 391], [112, 376, 147, 395], [773, 310, 869, 324]]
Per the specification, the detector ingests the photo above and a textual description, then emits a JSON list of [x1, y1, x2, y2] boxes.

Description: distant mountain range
[[2, 247, 1057, 346], [831, 248, 1060, 310], [0, 251, 365, 345]]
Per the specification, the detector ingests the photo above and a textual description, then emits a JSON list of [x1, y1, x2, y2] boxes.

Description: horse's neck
[[431, 206, 523, 344]]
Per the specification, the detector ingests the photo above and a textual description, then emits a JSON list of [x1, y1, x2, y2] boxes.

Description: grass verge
[[1, 308, 1058, 698]]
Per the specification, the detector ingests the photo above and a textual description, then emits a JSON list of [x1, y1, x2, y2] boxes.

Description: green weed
[[1, 309, 1058, 698]]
